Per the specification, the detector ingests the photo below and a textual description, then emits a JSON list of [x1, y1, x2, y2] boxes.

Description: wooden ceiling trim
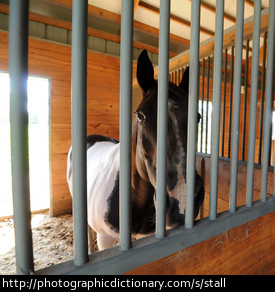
[[0, 3, 177, 57], [139, 9, 269, 84], [46, 0, 190, 48], [138, 0, 214, 36], [198, 0, 236, 23], [134, 0, 140, 14]]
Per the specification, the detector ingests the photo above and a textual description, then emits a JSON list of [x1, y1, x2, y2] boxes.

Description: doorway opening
[[0, 72, 51, 218]]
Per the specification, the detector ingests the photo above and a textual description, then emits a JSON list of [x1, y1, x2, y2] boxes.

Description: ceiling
[[87, 0, 270, 52], [0, 0, 271, 58]]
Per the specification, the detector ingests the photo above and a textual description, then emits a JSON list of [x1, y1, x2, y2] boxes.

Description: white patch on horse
[[86, 142, 120, 239], [168, 100, 186, 213], [67, 141, 121, 250]]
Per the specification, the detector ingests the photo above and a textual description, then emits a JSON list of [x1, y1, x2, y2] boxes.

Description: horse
[[67, 49, 204, 252]]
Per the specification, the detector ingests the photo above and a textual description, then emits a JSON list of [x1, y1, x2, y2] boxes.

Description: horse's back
[[67, 135, 120, 236], [67, 135, 119, 184]]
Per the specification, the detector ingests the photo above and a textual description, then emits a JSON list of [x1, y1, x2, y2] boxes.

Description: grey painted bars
[[229, 0, 244, 213], [185, 0, 201, 229], [246, 0, 262, 207], [9, 0, 34, 275], [119, 0, 133, 251], [156, 0, 171, 239], [71, 0, 89, 266], [209, 0, 224, 220], [261, 0, 275, 202]]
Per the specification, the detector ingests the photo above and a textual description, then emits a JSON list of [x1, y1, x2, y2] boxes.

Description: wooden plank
[[139, 0, 214, 36], [166, 9, 269, 73], [195, 156, 274, 219], [125, 211, 275, 275], [0, 3, 171, 56], [134, 0, 140, 14], [46, 0, 190, 49]]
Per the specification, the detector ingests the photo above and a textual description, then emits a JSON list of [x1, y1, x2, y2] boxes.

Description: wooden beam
[[0, 3, 177, 58], [245, 0, 264, 10], [45, 0, 190, 48], [134, 0, 140, 14], [139, 0, 214, 36], [199, 0, 236, 23], [167, 9, 269, 72], [132, 8, 270, 88], [245, 0, 256, 8]]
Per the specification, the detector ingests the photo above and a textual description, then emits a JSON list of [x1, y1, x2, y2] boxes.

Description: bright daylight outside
[[0, 72, 50, 218]]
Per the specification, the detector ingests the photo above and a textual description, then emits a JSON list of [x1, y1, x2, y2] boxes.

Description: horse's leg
[[87, 224, 94, 254], [97, 232, 116, 250]]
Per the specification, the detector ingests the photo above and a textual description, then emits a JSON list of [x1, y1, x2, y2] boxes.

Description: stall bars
[[9, 0, 275, 275]]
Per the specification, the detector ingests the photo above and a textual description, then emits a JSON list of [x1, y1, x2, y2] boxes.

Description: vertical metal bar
[[258, 32, 267, 164], [200, 157, 205, 219], [200, 59, 205, 153], [119, 0, 133, 250], [71, 0, 88, 266], [222, 49, 228, 157], [246, 0, 262, 207], [156, 0, 170, 239], [229, 0, 244, 213], [9, 0, 34, 275], [205, 56, 210, 154], [209, 0, 224, 221], [242, 39, 250, 161], [185, 0, 201, 229], [261, 0, 275, 202], [228, 46, 234, 158]]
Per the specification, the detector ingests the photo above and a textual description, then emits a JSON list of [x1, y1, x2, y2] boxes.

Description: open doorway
[[0, 72, 51, 218]]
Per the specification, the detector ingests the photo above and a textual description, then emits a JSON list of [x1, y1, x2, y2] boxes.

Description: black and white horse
[[67, 50, 204, 252]]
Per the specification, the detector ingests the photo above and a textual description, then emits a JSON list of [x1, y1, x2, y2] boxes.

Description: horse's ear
[[179, 66, 189, 93], [137, 50, 155, 93]]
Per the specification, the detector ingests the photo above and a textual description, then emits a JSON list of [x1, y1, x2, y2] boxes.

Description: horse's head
[[133, 50, 202, 226]]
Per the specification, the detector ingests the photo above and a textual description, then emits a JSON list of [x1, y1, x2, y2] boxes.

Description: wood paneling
[[125, 211, 275, 275], [195, 156, 273, 218], [0, 31, 120, 216]]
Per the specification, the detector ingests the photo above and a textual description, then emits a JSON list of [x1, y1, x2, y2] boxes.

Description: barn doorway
[[0, 72, 51, 218]]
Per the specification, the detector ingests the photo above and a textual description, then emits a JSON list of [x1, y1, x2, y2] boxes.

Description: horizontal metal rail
[[36, 197, 275, 275]]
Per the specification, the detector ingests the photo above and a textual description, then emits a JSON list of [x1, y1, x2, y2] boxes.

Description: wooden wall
[[0, 31, 121, 216], [195, 156, 273, 218], [125, 210, 275, 275]]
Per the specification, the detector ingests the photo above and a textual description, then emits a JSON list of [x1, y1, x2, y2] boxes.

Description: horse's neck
[[131, 168, 154, 207], [131, 121, 155, 209]]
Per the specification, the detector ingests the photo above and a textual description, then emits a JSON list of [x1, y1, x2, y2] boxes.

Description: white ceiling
[[88, 0, 270, 44]]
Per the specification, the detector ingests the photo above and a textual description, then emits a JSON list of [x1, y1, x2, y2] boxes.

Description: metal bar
[[200, 58, 205, 153], [261, 0, 275, 202], [205, 56, 210, 154], [222, 49, 228, 157], [119, 0, 133, 250], [229, 0, 244, 213], [246, 0, 262, 207], [200, 157, 205, 218], [185, 0, 201, 229], [228, 46, 234, 158], [258, 32, 267, 164], [209, 0, 224, 221], [9, 0, 34, 275], [242, 39, 250, 161], [71, 0, 88, 266], [156, 0, 170, 239]]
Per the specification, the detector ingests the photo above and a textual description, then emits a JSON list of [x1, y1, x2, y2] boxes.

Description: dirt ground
[[0, 212, 97, 275]]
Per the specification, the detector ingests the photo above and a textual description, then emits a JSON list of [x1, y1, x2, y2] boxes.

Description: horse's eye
[[135, 110, 146, 122]]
